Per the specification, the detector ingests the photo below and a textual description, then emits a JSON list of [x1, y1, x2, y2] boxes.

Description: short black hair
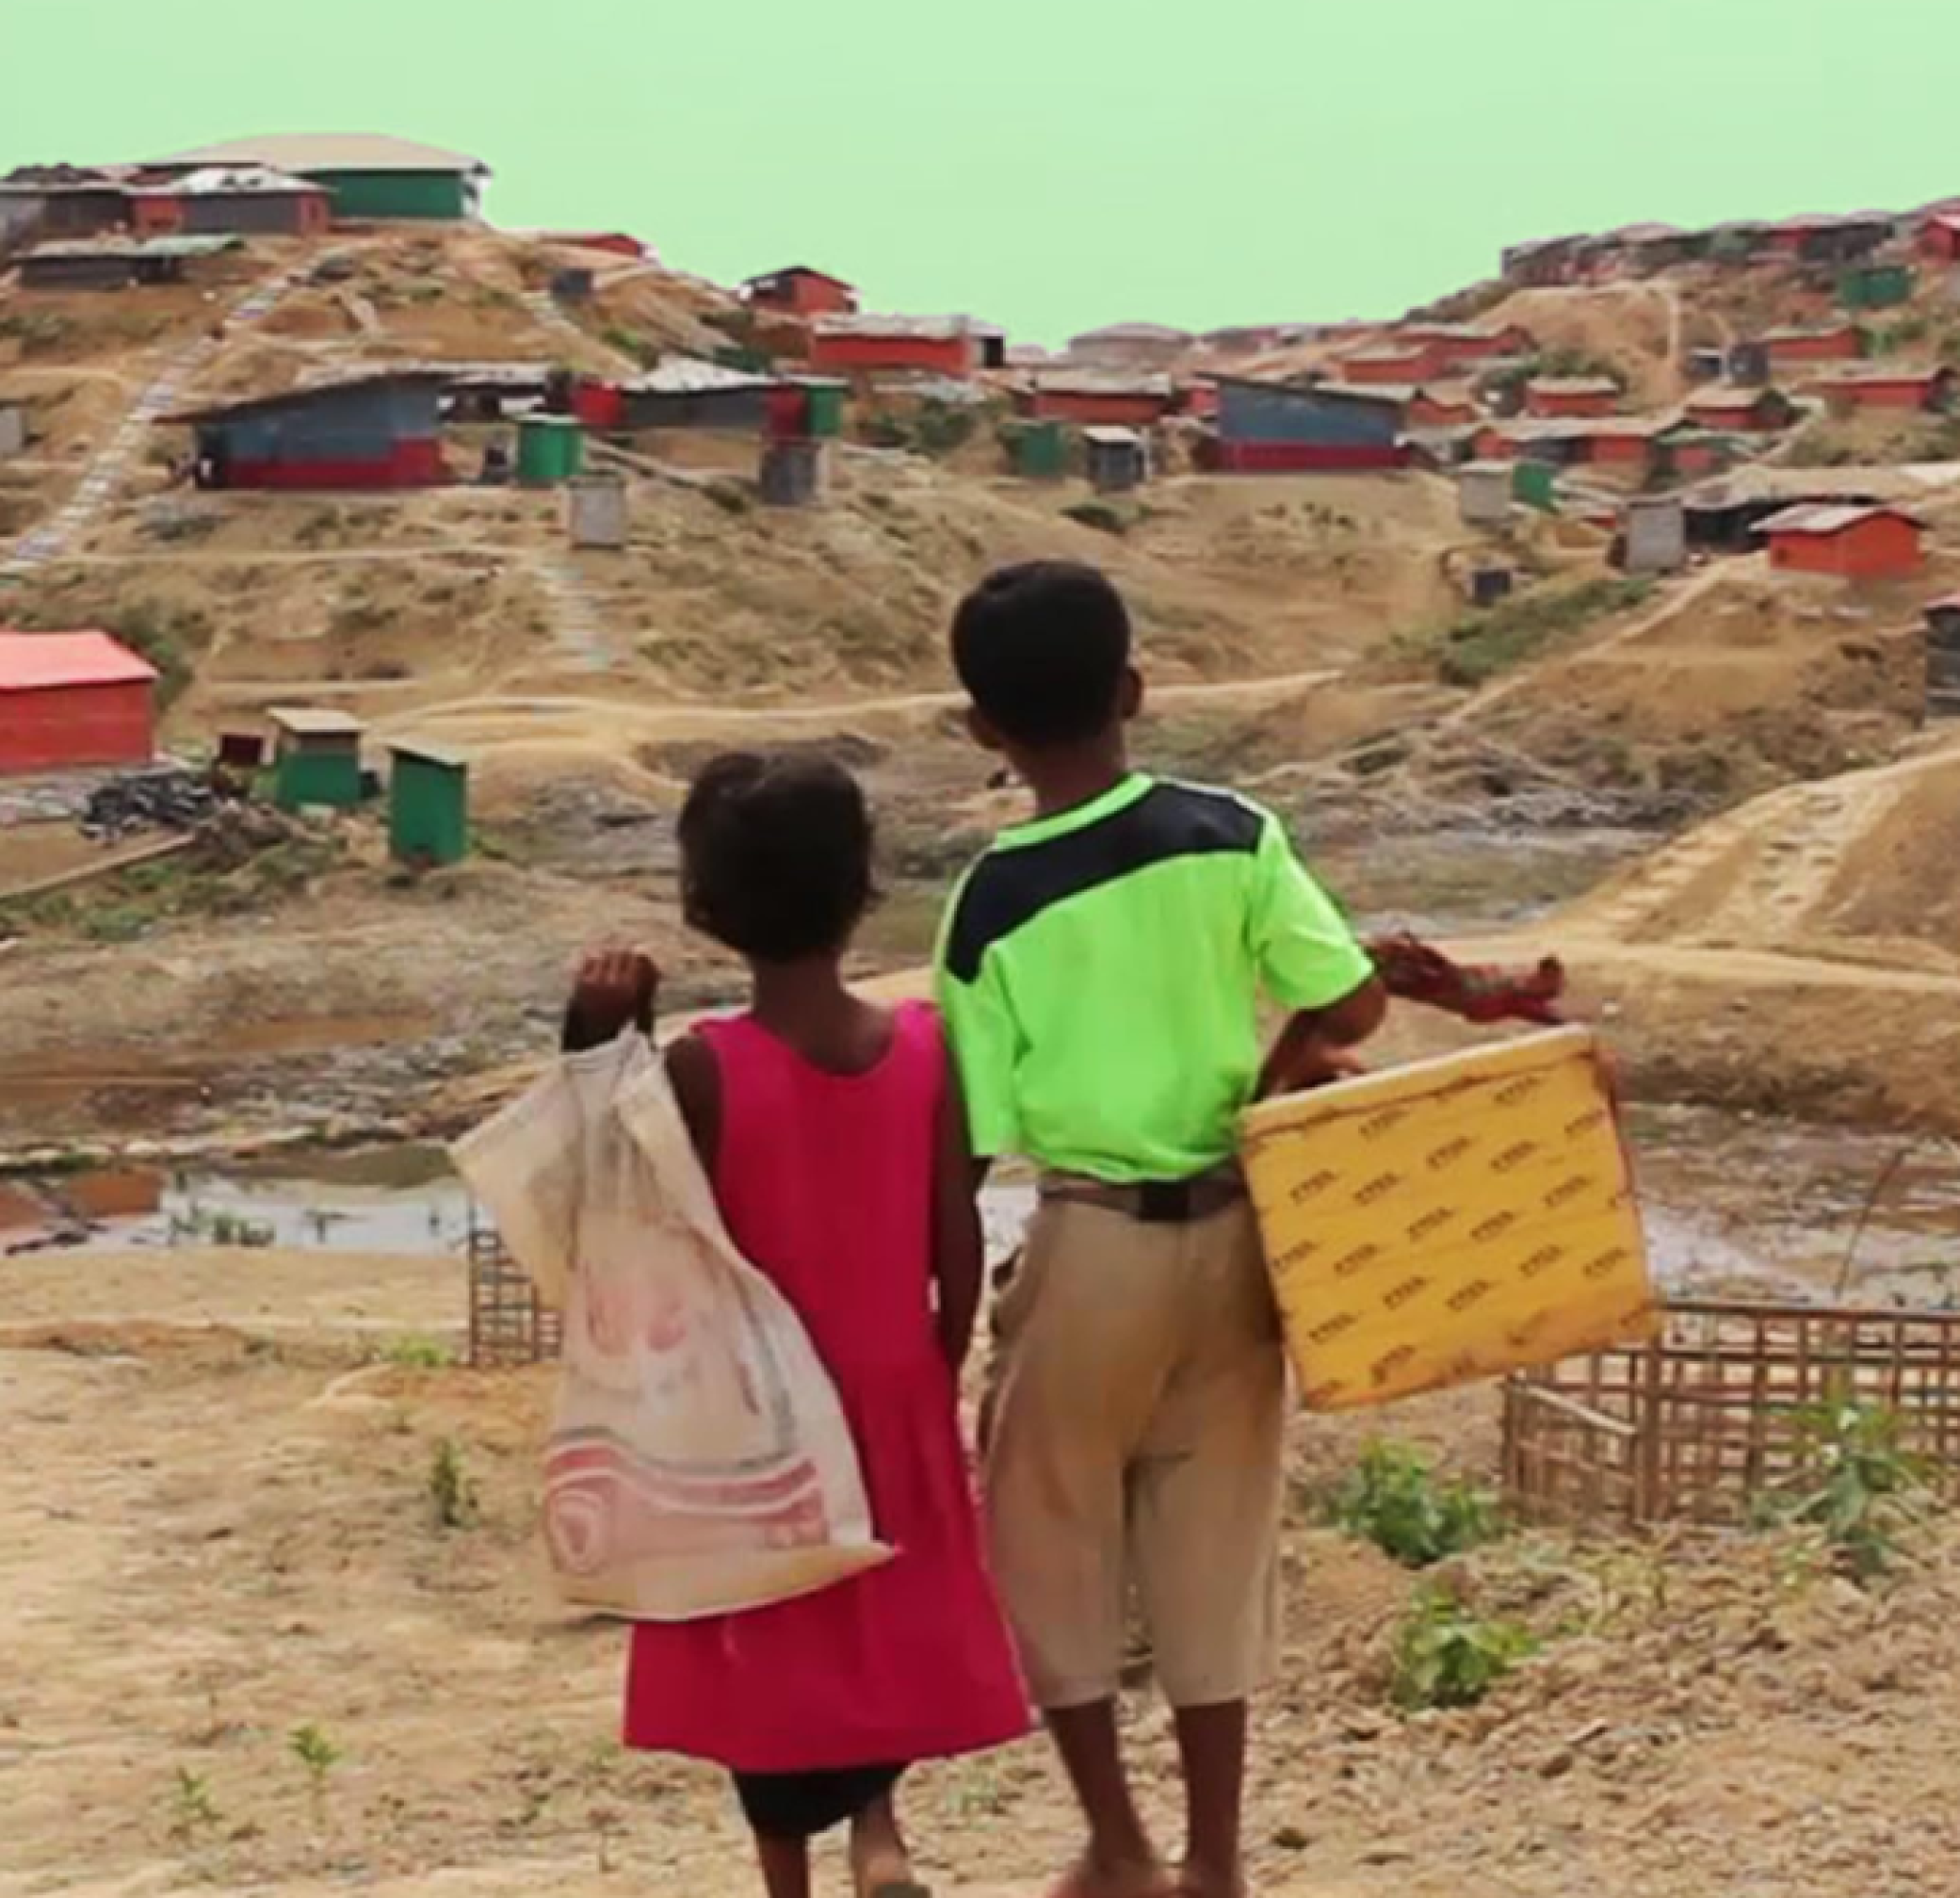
[[950, 561, 1132, 748], [677, 751, 876, 961]]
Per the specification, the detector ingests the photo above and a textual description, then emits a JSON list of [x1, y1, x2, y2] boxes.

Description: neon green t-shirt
[[934, 773, 1373, 1184]]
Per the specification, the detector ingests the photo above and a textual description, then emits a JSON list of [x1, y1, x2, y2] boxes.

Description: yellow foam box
[[1238, 1025, 1659, 1411]]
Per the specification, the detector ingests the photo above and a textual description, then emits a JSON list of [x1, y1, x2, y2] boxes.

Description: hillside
[[4, 212, 1960, 1152]]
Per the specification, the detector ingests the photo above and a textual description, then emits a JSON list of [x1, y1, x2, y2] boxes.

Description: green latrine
[[1007, 418, 1067, 480], [269, 708, 365, 812], [803, 382, 846, 440], [388, 742, 470, 867], [1512, 459, 1558, 511], [518, 416, 586, 487], [1839, 263, 1917, 311]]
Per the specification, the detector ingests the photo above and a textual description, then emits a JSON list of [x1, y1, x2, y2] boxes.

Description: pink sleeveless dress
[[622, 1000, 1029, 1772]]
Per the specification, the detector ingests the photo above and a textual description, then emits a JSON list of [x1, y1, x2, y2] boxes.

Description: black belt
[[1039, 1167, 1246, 1225]]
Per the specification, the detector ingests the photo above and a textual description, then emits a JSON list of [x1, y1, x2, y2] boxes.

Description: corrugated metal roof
[[161, 368, 452, 426], [1526, 376, 1621, 396], [813, 313, 1004, 340], [1493, 416, 1669, 442], [388, 740, 467, 769], [1081, 426, 1145, 445], [1068, 322, 1192, 344], [1807, 363, 1949, 386], [24, 235, 241, 261], [1685, 386, 1778, 411], [269, 706, 365, 736], [1029, 370, 1174, 397], [130, 166, 323, 198], [1684, 465, 1957, 507], [743, 264, 853, 289], [1756, 502, 1920, 535], [149, 133, 490, 176], [625, 358, 776, 394], [1761, 323, 1861, 344], [0, 631, 157, 693]]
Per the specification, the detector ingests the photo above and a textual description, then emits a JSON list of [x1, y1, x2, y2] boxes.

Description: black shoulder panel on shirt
[[944, 780, 1263, 984]]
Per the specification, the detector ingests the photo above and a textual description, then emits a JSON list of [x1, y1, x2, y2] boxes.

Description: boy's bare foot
[[1174, 1863, 1245, 1898], [1049, 1854, 1176, 1898]]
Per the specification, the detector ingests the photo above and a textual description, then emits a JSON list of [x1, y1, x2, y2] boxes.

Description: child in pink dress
[[565, 751, 1028, 1898]]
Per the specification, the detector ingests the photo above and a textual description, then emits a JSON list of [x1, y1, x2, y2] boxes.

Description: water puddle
[[6, 1113, 1954, 1310]]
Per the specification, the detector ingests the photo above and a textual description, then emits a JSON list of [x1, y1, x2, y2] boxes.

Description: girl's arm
[[664, 1032, 722, 1175], [931, 1076, 985, 1376]]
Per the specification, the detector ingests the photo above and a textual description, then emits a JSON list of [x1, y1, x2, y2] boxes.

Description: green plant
[[1062, 500, 1130, 536], [1405, 576, 1653, 688], [602, 324, 659, 368], [79, 904, 152, 944], [167, 1766, 223, 1844], [1389, 1584, 1538, 1710], [913, 399, 977, 455], [429, 1437, 480, 1530], [1329, 1440, 1502, 1568], [379, 1333, 452, 1370], [289, 1724, 342, 1824], [1755, 1390, 1934, 1582]]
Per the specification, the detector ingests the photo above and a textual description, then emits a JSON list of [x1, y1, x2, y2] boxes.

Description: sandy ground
[[9, 1244, 1960, 1898]]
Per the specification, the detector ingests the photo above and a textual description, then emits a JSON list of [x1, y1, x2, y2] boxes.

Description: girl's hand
[[568, 948, 659, 1043]]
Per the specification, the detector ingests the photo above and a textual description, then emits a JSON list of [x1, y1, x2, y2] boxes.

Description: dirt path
[[1431, 559, 1743, 736], [11, 1246, 1960, 1898]]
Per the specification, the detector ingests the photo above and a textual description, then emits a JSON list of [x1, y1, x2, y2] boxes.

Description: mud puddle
[[9, 1112, 1953, 1309]]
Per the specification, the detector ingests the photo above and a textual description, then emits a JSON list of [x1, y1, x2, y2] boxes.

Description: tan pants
[[983, 1196, 1286, 1710]]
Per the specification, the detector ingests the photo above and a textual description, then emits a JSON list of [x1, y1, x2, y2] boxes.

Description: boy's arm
[[1248, 812, 1387, 1096], [934, 873, 1024, 1182], [930, 1074, 985, 1375]]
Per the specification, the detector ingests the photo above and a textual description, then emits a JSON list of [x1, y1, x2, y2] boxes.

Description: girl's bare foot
[[850, 1793, 929, 1898]]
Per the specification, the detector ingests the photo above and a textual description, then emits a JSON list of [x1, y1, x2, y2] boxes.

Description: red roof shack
[[1524, 376, 1620, 419], [1922, 213, 1960, 263], [1763, 323, 1866, 366], [1397, 322, 1534, 367], [1807, 365, 1955, 413], [1022, 372, 1173, 428], [808, 314, 1000, 376], [745, 267, 858, 319], [1759, 503, 1925, 580], [1682, 386, 1797, 432], [0, 630, 158, 775], [1338, 344, 1446, 385], [540, 232, 647, 259]]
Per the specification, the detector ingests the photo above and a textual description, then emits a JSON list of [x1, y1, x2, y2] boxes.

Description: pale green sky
[[10, 0, 1957, 342]]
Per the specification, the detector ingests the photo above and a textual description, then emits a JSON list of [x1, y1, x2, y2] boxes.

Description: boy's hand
[[568, 948, 659, 1041], [1258, 1034, 1367, 1100]]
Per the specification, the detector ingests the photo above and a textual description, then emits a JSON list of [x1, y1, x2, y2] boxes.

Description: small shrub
[[860, 411, 914, 451], [429, 1437, 480, 1530], [167, 1766, 223, 1844], [1754, 1390, 1933, 1582], [79, 904, 152, 944], [289, 1724, 342, 1825], [1410, 576, 1653, 688], [913, 399, 976, 455], [1062, 500, 1129, 537], [1330, 1440, 1502, 1568], [1389, 1584, 1538, 1710], [379, 1334, 452, 1370]]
